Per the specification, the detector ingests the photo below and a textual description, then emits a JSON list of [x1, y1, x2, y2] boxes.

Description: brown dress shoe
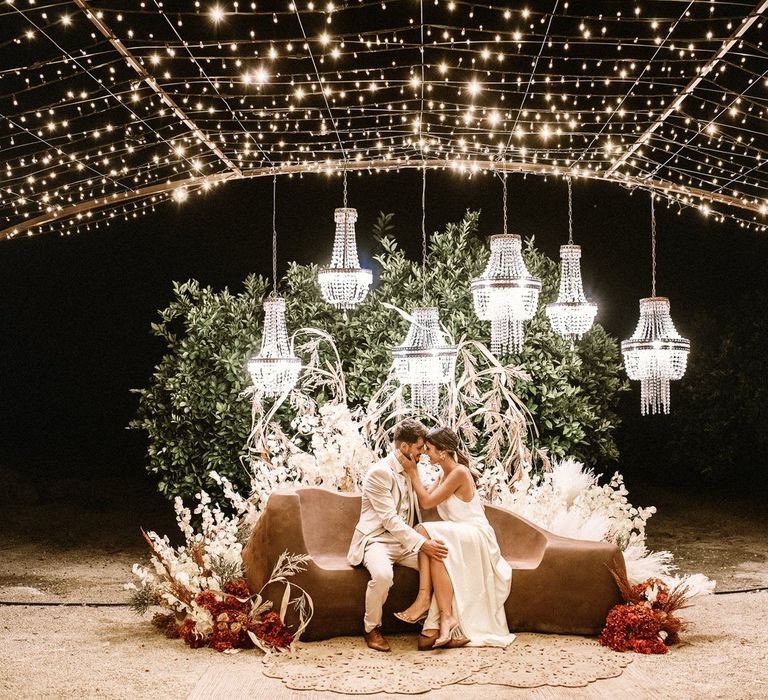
[[364, 627, 391, 652], [417, 633, 437, 651]]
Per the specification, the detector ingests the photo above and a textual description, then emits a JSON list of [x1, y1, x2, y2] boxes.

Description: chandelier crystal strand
[[317, 165, 372, 310], [621, 195, 690, 415], [392, 308, 457, 413], [247, 297, 302, 397], [247, 174, 301, 397], [545, 177, 598, 342]]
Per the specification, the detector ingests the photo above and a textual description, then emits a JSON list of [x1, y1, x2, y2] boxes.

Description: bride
[[395, 426, 515, 649]]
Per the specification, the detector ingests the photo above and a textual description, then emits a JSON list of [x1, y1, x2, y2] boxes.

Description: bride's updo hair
[[425, 427, 481, 484]]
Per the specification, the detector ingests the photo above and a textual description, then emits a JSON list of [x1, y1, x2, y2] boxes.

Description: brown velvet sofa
[[242, 486, 625, 641]]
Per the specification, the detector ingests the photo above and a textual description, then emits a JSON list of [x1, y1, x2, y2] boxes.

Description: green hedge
[[131, 211, 627, 501]]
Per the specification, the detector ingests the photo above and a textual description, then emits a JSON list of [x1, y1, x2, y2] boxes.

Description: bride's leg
[[396, 524, 432, 621], [430, 558, 457, 643]]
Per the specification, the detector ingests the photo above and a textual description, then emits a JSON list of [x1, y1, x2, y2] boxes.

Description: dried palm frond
[[141, 529, 173, 580], [609, 567, 640, 604], [269, 551, 312, 581], [663, 581, 695, 613], [250, 550, 315, 648], [191, 542, 212, 578]]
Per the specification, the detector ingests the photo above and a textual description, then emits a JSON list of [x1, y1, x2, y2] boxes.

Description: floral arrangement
[[127, 479, 313, 653], [599, 574, 692, 654], [286, 402, 375, 491]]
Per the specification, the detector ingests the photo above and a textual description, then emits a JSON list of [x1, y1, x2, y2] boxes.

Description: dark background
[[2, 171, 766, 499]]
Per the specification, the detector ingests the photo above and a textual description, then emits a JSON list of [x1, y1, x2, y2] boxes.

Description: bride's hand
[[396, 449, 418, 473]]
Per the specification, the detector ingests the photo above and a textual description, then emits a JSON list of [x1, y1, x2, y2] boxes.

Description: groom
[[348, 418, 448, 652]]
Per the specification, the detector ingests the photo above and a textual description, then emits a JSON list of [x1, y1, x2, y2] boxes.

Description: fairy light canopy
[[2, 0, 768, 240]]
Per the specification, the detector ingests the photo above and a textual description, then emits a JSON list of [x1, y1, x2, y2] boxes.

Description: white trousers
[[361, 539, 419, 633]]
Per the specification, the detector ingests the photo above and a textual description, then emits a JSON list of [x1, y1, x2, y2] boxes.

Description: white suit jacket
[[347, 452, 426, 566]]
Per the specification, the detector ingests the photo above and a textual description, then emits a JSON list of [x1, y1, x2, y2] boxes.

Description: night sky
[[2, 171, 767, 487], [3, 0, 768, 496]]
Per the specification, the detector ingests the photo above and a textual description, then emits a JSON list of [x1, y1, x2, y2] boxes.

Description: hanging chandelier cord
[[418, 0, 425, 159], [272, 173, 278, 294], [418, 0, 426, 298], [342, 164, 349, 266], [503, 173, 508, 235], [422, 164, 427, 298], [566, 177, 573, 245], [651, 193, 657, 298]]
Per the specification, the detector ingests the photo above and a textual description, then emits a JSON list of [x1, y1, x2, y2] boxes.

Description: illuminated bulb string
[[2, 2, 768, 238]]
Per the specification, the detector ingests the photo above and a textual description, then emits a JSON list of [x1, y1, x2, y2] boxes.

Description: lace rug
[[262, 634, 632, 694]]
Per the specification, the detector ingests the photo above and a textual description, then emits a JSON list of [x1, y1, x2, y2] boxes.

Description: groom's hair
[[393, 419, 427, 444]]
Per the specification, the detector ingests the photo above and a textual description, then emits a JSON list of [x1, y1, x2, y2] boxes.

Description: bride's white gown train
[[422, 491, 516, 647]]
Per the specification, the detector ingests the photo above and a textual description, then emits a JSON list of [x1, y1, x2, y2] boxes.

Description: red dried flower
[[194, 590, 224, 617], [250, 611, 293, 650], [599, 603, 668, 654], [223, 578, 251, 600], [179, 618, 208, 649]]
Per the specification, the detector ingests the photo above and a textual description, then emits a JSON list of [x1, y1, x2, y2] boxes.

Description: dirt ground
[[1, 471, 767, 698]]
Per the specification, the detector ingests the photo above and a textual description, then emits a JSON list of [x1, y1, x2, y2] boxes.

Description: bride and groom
[[347, 418, 515, 652]]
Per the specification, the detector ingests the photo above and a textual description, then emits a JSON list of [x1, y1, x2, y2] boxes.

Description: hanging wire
[[418, 0, 425, 154], [502, 172, 508, 235], [565, 177, 573, 245], [272, 173, 278, 294], [342, 163, 349, 266], [422, 165, 428, 290], [650, 193, 657, 297]]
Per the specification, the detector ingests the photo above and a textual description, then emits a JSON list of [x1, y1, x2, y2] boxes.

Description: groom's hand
[[420, 538, 448, 560]]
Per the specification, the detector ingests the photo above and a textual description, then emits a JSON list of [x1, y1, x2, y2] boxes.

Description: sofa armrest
[[534, 536, 623, 603], [242, 490, 310, 593], [484, 504, 548, 567]]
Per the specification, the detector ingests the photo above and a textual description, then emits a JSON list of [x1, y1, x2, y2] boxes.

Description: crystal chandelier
[[392, 307, 457, 412], [391, 166, 457, 411], [247, 297, 302, 396], [621, 196, 690, 415], [546, 178, 598, 342], [247, 175, 301, 396], [471, 175, 541, 355], [318, 169, 372, 310]]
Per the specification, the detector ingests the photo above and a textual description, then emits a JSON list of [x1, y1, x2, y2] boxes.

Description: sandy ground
[[1, 472, 767, 698]]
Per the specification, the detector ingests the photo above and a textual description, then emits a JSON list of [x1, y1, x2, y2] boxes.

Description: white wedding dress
[[422, 490, 516, 647]]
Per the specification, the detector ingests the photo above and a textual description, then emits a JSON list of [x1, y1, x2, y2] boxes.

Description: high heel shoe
[[418, 630, 469, 651], [394, 608, 428, 624], [432, 621, 460, 648]]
